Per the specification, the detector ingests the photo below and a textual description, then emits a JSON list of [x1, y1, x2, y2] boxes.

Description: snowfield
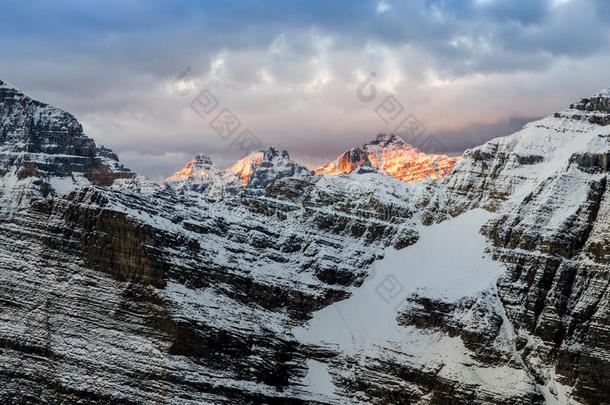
[[294, 209, 542, 401], [295, 209, 503, 351]]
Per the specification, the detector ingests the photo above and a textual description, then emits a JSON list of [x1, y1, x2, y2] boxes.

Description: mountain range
[[1, 77, 609, 404], [164, 133, 459, 198]]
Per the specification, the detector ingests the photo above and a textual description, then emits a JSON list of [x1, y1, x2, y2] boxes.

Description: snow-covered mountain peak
[[442, 88, 610, 217], [218, 146, 311, 192], [315, 133, 459, 183], [165, 154, 217, 182], [236, 146, 292, 165], [0, 80, 133, 218], [165, 146, 311, 196], [225, 147, 285, 171], [0, 79, 30, 98], [223, 147, 297, 183], [223, 150, 267, 186]]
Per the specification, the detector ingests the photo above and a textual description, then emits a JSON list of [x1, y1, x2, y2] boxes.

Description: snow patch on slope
[[294, 209, 540, 396], [295, 209, 503, 351], [301, 360, 340, 402]]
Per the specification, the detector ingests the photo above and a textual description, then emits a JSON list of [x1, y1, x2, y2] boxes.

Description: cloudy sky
[[2, 0, 610, 180]]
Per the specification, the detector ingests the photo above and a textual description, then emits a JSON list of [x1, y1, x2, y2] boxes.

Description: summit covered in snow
[[315, 133, 459, 183], [0, 78, 133, 217], [165, 147, 311, 197], [165, 134, 460, 198]]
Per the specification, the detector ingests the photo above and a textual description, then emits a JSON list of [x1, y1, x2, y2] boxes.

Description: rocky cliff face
[[0, 178, 416, 403], [435, 91, 610, 403], [0, 79, 133, 218], [315, 134, 459, 183], [1, 79, 610, 404]]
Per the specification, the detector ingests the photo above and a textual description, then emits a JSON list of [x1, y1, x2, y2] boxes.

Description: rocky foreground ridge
[[0, 79, 609, 404]]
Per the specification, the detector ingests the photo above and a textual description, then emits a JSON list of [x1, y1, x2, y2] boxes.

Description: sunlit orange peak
[[315, 134, 460, 183], [223, 151, 265, 187], [166, 154, 216, 182]]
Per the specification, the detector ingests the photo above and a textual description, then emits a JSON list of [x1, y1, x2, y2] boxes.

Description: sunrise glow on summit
[[314, 134, 459, 183]]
